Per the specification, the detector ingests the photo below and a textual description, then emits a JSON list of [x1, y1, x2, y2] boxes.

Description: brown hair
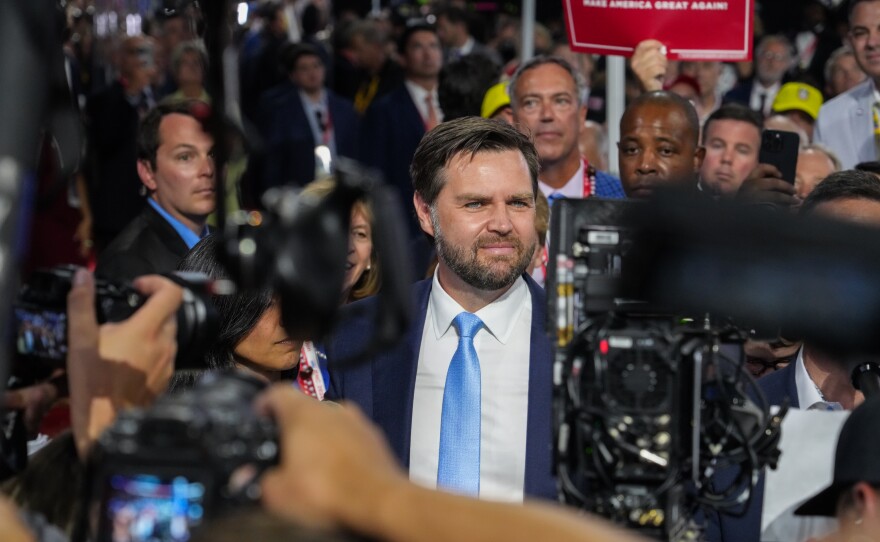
[[301, 178, 381, 302]]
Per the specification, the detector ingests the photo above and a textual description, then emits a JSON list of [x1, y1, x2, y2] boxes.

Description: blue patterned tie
[[547, 192, 565, 204], [437, 312, 484, 495]]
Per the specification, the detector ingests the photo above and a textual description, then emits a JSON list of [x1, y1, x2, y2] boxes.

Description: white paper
[[760, 409, 849, 542]]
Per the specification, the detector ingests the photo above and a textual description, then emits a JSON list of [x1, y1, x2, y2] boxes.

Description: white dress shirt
[[750, 81, 781, 117], [539, 160, 584, 199], [794, 347, 843, 411], [300, 89, 337, 160], [409, 271, 532, 502], [405, 80, 442, 126]]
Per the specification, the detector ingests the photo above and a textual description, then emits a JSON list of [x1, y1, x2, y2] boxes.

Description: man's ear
[[137, 160, 157, 192], [853, 481, 880, 520], [413, 192, 435, 237], [694, 145, 706, 172]]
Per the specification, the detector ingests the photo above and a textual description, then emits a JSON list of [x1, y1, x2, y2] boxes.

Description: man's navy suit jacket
[[706, 363, 799, 542], [358, 83, 426, 237], [259, 81, 359, 190], [326, 275, 557, 500]]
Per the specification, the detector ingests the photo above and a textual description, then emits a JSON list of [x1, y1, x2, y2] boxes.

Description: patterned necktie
[[437, 312, 483, 496], [757, 92, 767, 117], [425, 93, 439, 131]]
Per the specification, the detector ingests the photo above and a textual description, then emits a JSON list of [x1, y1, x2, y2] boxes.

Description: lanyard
[[539, 159, 595, 282], [297, 341, 326, 400]]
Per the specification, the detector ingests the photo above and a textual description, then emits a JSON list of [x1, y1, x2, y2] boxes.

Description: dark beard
[[433, 221, 535, 291]]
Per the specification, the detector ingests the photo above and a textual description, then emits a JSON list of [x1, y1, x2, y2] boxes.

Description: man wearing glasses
[[815, 0, 880, 169], [723, 35, 794, 118]]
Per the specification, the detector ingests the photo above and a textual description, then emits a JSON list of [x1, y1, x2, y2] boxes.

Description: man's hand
[[631, 39, 668, 92], [2, 379, 59, 438], [0, 497, 35, 542], [66, 269, 182, 460], [736, 164, 799, 208], [256, 386, 409, 532]]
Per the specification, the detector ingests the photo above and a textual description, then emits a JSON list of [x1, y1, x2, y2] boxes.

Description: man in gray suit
[[814, 0, 879, 169]]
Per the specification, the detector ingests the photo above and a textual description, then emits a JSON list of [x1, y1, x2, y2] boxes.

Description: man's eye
[[177, 153, 192, 161], [554, 97, 573, 107], [522, 99, 539, 110], [509, 200, 530, 208], [621, 146, 639, 155], [464, 201, 483, 209], [659, 147, 675, 156]]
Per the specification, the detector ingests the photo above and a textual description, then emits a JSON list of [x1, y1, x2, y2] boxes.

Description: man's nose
[[486, 205, 514, 234], [637, 148, 658, 173]]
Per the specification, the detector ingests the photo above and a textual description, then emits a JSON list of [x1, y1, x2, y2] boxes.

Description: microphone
[[851, 361, 880, 399]]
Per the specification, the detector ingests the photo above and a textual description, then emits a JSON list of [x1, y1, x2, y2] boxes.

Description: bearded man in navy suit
[[328, 116, 556, 502]]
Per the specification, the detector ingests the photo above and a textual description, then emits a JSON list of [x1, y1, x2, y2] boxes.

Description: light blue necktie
[[437, 311, 483, 495], [547, 192, 565, 205]]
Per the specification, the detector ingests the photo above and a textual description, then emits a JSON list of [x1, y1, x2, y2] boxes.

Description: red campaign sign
[[562, 0, 754, 61]]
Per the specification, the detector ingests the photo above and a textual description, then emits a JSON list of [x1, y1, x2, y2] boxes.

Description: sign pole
[[607, 55, 625, 176], [521, 0, 535, 62]]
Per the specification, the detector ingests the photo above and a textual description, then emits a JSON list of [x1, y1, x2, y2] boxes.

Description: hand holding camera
[[66, 268, 182, 460]]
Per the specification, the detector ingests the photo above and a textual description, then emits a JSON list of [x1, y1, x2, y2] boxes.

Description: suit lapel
[[850, 80, 875, 164], [400, 85, 427, 137], [522, 275, 556, 499], [371, 279, 432, 468], [785, 361, 800, 409]]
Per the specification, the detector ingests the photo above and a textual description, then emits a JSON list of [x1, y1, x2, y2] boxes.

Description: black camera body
[[90, 371, 278, 542], [13, 265, 218, 372], [13, 266, 146, 368], [549, 199, 783, 542]]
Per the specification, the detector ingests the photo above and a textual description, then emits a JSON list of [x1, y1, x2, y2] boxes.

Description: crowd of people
[[6, 0, 880, 541]]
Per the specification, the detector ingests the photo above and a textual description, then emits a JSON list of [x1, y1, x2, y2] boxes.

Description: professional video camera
[[85, 371, 275, 542], [548, 198, 784, 541]]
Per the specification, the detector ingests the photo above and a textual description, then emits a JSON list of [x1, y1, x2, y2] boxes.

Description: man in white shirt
[[328, 116, 556, 502], [508, 56, 625, 202], [815, 0, 880, 169], [723, 35, 793, 118]]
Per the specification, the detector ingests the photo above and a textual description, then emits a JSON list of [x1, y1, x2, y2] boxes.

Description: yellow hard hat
[[771, 82, 823, 121], [481, 82, 511, 119]]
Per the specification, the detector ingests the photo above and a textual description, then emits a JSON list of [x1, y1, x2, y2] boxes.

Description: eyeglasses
[[759, 52, 790, 62]]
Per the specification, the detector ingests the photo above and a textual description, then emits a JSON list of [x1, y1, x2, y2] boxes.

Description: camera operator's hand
[[256, 386, 648, 542], [66, 269, 182, 460], [256, 385, 407, 532], [631, 39, 668, 93], [736, 164, 799, 208], [0, 497, 36, 542], [2, 377, 60, 438]]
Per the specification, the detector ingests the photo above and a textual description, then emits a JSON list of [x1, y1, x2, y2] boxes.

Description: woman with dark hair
[[170, 235, 301, 390]]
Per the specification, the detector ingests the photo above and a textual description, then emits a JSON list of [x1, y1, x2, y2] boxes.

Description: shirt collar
[[405, 80, 436, 104], [794, 347, 843, 411], [147, 198, 207, 250], [458, 36, 475, 56], [754, 80, 781, 95], [299, 88, 327, 108], [429, 269, 529, 345], [539, 159, 584, 199]]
